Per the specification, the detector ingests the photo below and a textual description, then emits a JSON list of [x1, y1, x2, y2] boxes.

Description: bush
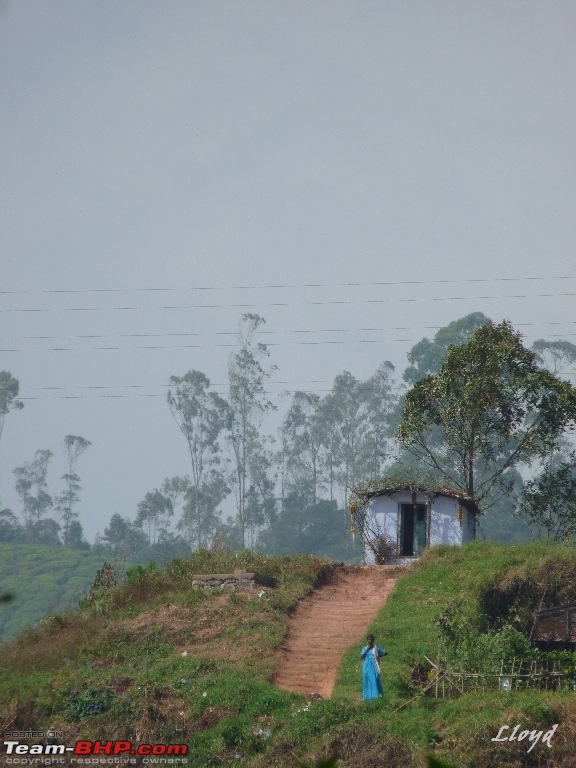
[[63, 685, 115, 721]]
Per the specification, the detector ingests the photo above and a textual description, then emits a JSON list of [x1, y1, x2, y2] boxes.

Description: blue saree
[[361, 644, 386, 700]]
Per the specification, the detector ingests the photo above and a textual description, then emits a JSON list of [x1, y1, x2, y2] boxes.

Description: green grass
[[2, 543, 576, 767], [332, 541, 576, 766]]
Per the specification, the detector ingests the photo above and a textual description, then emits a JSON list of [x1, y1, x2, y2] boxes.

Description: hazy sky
[[2, 1, 575, 541]]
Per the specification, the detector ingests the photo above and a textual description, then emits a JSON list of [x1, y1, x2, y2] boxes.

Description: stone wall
[[191, 570, 277, 592]]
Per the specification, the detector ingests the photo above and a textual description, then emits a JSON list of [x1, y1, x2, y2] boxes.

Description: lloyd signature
[[491, 723, 558, 753]]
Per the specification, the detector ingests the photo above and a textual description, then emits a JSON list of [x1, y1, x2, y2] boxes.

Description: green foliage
[[426, 756, 455, 768], [13, 449, 54, 529], [259, 497, 362, 561], [517, 452, 576, 540], [167, 369, 230, 548], [0, 370, 23, 440], [398, 320, 576, 512], [63, 685, 115, 721], [403, 312, 491, 385], [298, 758, 339, 768], [55, 434, 91, 544], [316, 364, 397, 506], [136, 488, 173, 545], [436, 599, 534, 673], [219, 718, 252, 749], [88, 627, 173, 664], [476, 484, 532, 544], [96, 512, 148, 558], [227, 313, 277, 548]]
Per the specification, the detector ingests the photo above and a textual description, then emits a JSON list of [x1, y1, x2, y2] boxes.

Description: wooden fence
[[413, 656, 576, 699]]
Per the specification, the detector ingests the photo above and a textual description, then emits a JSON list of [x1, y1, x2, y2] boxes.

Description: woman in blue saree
[[361, 634, 387, 700]]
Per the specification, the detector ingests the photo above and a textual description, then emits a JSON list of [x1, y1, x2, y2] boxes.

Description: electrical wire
[[1, 274, 575, 295], [1, 320, 576, 344], [2, 291, 576, 313], [2, 330, 576, 354]]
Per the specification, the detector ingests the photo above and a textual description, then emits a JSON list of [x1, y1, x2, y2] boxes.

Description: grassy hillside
[[0, 542, 112, 641], [335, 541, 576, 766], [2, 543, 576, 767]]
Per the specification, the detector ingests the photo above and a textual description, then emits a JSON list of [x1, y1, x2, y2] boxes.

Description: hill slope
[[274, 564, 401, 696], [2, 544, 576, 767], [0, 542, 110, 641]]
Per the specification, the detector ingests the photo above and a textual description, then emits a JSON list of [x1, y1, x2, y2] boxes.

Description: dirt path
[[273, 565, 402, 698]]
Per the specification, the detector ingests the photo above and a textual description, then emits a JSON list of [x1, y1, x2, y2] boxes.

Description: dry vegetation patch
[[320, 724, 417, 768]]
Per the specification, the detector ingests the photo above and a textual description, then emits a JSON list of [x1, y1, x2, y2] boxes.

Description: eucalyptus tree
[[533, 339, 576, 383], [167, 370, 230, 548], [403, 312, 491, 385], [13, 449, 53, 529], [227, 314, 276, 547], [178, 472, 229, 548], [55, 434, 91, 543], [357, 362, 398, 475], [161, 475, 191, 519], [517, 452, 576, 541], [0, 371, 23, 442], [321, 373, 365, 507], [136, 488, 174, 545], [397, 321, 576, 516], [97, 513, 148, 558], [320, 363, 397, 507], [279, 391, 325, 508], [0, 371, 23, 505]]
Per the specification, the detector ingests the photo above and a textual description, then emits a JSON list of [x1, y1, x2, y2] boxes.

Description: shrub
[[63, 685, 115, 721]]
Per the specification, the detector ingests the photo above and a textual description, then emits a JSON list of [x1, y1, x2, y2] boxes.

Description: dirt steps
[[273, 565, 401, 698]]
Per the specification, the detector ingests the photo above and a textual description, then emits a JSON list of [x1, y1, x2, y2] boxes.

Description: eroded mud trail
[[273, 565, 402, 698]]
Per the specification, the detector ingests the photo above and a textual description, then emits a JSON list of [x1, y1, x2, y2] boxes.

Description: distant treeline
[[3, 312, 576, 560]]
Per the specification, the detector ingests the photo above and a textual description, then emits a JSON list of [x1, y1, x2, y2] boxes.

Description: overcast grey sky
[[2, 1, 575, 541]]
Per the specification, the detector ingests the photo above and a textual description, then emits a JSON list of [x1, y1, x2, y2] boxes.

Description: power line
[[18, 380, 408, 401], [0, 325, 444, 340], [2, 320, 576, 343], [22, 379, 336, 392], [1, 340, 398, 353], [1, 274, 575, 295], [17, 389, 344, 401], [3, 331, 576, 355], [2, 291, 576, 314]]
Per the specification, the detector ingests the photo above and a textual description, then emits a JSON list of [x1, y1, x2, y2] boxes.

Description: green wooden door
[[414, 506, 427, 555], [400, 504, 427, 556]]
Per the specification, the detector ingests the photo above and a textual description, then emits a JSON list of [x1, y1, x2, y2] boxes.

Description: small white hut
[[355, 485, 478, 563]]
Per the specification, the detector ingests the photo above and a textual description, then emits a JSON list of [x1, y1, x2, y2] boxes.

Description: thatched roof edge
[[357, 485, 480, 515]]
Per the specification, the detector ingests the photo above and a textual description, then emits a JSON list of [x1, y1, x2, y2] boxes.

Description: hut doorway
[[400, 504, 427, 556]]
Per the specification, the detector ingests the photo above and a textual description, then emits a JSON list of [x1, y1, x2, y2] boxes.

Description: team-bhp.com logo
[[2, 740, 188, 764]]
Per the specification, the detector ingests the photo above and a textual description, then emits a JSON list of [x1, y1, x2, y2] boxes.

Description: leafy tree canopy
[[397, 320, 576, 512], [0, 371, 23, 436], [403, 312, 491, 385], [517, 452, 576, 541]]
